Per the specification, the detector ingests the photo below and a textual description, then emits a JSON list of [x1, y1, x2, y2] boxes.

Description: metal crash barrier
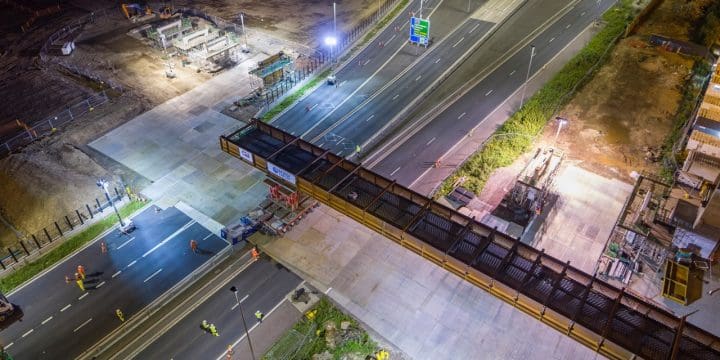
[[220, 120, 720, 360]]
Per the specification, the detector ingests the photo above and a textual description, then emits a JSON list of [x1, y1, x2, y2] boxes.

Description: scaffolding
[[220, 120, 720, 360]]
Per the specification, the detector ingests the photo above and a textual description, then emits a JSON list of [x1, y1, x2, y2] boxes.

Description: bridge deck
[[221, 120, 720, 360]]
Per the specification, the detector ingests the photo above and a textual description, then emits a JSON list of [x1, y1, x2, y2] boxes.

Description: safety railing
[[220, 120, 720, 360]]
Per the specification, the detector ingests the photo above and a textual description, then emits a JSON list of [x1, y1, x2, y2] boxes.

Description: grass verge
[[261, 69, 332, 122], [436, 0, 636, 197], [264, 297, 378, 360], [261, 0, 409, 122], [0, 200, 146, 294]]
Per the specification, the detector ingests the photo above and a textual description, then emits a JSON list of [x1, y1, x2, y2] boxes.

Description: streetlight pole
[[520, 45, 535, 107], [554, 117, 568, 142], [333, 2, 337, 63], [97, 179, 124, 227], [230, 286, 256, 360], [240, 12, 249, 49], [420, 0, 423, 18]]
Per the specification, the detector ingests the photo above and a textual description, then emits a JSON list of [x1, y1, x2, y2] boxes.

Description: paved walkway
[[254, 206, 604, 360]]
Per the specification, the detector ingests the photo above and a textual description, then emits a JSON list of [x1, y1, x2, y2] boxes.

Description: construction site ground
[[474, 0, 712, 324], [0, 0, 382, 248]]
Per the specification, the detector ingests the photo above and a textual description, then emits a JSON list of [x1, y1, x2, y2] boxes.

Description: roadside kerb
[[307, 0, 471, 142], [261, 0, 408, 122], [5, 199, 149, 296], [355, 0, 534, 156], [363, 0, 583, 167], [77, 244, 238, 360], [419, 20, 612, 195]]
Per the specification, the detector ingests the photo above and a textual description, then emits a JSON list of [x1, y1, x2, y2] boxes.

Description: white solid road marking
[[142, 220, 195, 258], [144, 268, 163, 283], [202, 233, 212, 241], [97, 281, 106, 288], [458, 112, 466, 119], [452, 37, 464, 48], [566, 23, 571, 29], [485, 89, 493, 96], [469, 23, 480, 33], [61, 304, 71, 312], [426, 137, 436, 146], [549, 37, 555, 43], [367, 114, 375, 122], [117, 237, 135, 250], [22, 329, 33, 338], [390, 167, 401, 176], [112, 270, 122, 278], [42, 316, 53, 325], [509, 70, 516, 76], [415, 75, 422, 81], [127, 260, 137, 268], [309, 103, 318, 111], [392, 94, 399, 100], [79, 293, 89, 300], [5, 343, 12, 349], [74, 318, 92, 333], [435, 58, 441, 64]]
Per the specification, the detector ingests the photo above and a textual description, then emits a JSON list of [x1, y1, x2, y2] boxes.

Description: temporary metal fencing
[[0, 187, 126, 272], [220, 120, 720, 360]]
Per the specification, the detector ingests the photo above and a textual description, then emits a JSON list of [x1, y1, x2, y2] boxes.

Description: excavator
[[121, 3, 151, 20]]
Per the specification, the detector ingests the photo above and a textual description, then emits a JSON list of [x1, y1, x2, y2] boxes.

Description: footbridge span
[[220, 120, 720, 360]]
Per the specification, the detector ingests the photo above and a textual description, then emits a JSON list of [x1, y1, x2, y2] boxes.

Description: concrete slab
[[254, 205, 605, 359]]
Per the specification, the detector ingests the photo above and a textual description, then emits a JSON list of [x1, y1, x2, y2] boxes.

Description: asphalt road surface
[[271, 0, 480, 138], [372, 0, 615, 185], [0, 206, 228, 359], [135, 259, 302, 360], [318, 18, 494, 156]]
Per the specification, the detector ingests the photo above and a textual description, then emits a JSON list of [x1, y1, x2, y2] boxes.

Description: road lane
[[0, 206, 229, 359], [135, 260, 302, 360], [372, 0, 615, 186]]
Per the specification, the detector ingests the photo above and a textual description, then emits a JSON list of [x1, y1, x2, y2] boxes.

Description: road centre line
[[485, 89, 493, 96], [79, 293, 89, 300], [509, 70, 516, 76], [566, 23, 571, 29], [127, 260, 137, 268], [97, 281, 106, 288], [61, 304, 71, 312], [117, 236, 135, 250], [392, 94, 399, 100], [458, 112, 466, 119], [142, 220, 196, 258], [435, 58, 441, 64], [73, 318, 92, 333], [202, 233, 212, 241], [549, 37, 555, 43], [367, 115, 375, 122], [144, 268, 163, 283], [452, 37, 464, 48], [415, 75, 422, 81], [364, 59, 371, 66], [42, 316, 53, 325], [390, 167, 401, 176], [469, 23, 480, 33], [22, 329, 33, 338], [426, 137, 436, 146], [309, 103, 318, 111], [112, 270, 122, 278]]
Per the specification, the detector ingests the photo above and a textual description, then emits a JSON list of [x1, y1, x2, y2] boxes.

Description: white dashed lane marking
[[22, 329, 33, 338], [42, 316, 53, 325], [452, 37, 464, 48], [73, 318, 92, 333], [458, 112, 466, 119], [485, 90, 493, 96], [61, 304, 71, 312], [144, 268, 163, 283], [79, 293, 89, 300], [116, 237, 135, 250], [426, 137, 436, 146], [127, 260, 137, 268], [112, 270, 122, 278]]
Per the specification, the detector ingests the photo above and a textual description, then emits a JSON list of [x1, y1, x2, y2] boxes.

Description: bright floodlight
[[324, 36, 337, 46]]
